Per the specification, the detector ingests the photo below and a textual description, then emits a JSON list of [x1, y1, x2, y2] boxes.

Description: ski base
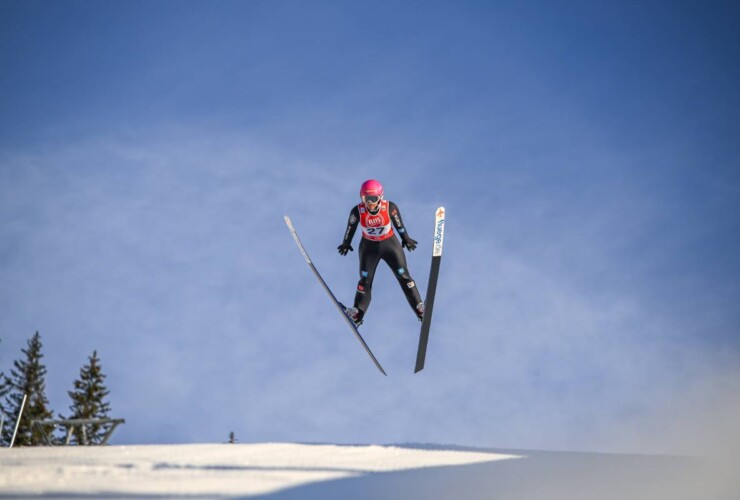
[[285, 215, 387, 376], [415, 207, 446, 373]]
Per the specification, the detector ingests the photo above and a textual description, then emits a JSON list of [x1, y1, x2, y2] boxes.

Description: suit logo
[[366, 215, 383, 227]]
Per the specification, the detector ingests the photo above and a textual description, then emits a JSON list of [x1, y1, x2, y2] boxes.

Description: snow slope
[[0, 443, 516, 497], [0, 442, 736, 499]]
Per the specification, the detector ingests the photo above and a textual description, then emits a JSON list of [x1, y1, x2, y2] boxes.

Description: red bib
[[359, 201, 394, 241]]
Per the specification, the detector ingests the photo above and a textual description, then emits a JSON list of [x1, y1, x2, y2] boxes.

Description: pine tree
[[1, 338, 7, 402], [64, 350, 111, 445], [0, 332, 54, 446], [0, 338, 10, 437]]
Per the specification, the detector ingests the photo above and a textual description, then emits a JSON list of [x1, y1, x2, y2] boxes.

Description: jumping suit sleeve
[[338, 205, 360, 255], [389, 202, 417, 251]]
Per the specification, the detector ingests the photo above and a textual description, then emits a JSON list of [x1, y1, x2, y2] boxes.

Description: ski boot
[[339, 303, 363, 327], [415, 302, 425, 322]]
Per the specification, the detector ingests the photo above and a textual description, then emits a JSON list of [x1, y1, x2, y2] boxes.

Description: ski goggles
[[362, 195, 381, 204]]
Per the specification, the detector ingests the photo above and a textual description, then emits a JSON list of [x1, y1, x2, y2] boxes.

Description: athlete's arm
[[389, 201, 417, 251], [338, 205, 360, 255]]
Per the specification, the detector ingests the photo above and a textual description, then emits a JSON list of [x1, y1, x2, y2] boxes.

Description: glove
[[402, 237, 418, 251], [337, 243, 353, 256]]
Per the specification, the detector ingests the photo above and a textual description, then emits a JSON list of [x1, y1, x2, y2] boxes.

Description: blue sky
[[1, 0, 739, 453]]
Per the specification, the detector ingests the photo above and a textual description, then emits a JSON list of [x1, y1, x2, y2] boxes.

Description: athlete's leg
[[354, 238, 381, 320], [380, 238, 423, 317]]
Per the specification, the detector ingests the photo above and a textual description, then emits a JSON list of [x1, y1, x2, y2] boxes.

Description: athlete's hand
[[402, 237, 418, 251], [337, 243, 353, 256]]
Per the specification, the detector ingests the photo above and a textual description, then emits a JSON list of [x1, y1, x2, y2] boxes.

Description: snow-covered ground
[[0, 442, 736, 499]]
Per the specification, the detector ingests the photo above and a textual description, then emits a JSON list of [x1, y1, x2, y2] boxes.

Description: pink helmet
[[360, 179, 384, 200]]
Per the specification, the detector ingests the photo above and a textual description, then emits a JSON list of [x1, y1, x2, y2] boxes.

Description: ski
[[414, 207, 446, 373], [285, 215, 387, 376]]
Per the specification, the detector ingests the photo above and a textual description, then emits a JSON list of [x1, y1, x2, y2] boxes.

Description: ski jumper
[[340, 200, 423, 319]]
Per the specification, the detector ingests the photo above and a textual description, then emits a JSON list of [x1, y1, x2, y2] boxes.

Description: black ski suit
[[339, 200, 422, 321]]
